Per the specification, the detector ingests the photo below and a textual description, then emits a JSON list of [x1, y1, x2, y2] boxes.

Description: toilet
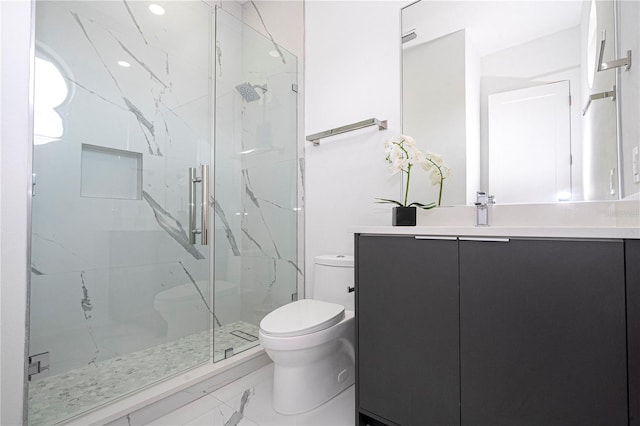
[[154, 280, 240, 341], [259, 254, 355, 415]]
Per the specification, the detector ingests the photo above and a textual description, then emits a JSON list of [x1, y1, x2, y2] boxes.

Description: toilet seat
[[260, 299, 345, 338]]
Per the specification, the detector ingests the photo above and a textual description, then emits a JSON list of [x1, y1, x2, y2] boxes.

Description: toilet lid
[[260, 299, 345, 337]]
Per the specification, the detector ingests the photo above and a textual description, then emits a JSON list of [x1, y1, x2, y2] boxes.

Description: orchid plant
[[377, 134, 452, 208]]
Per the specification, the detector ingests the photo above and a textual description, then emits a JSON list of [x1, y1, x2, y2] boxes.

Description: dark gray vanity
[[354, 230, 640, 426]]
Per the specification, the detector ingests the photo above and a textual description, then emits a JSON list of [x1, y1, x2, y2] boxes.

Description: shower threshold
[[28, 321, 261, 426]]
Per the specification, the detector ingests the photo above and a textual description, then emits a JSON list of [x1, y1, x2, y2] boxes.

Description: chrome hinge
[[32, 173, 37, 196], [224, 348, 234, 359], [291, 83, 298, 93], [28, 352, 50, 381], [291, 292, 298, 302]]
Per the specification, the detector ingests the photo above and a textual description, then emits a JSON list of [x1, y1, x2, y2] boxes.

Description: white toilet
[[259, 254, 355, 415]]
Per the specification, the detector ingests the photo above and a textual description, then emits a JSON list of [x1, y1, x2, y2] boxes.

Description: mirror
[[402, 0, 639, 205]]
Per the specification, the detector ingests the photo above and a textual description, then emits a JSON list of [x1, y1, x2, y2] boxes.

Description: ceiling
[[402, 0, 584, 56]]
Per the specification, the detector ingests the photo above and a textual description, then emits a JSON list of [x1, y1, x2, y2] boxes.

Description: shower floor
[[27, 321, 260, 426]]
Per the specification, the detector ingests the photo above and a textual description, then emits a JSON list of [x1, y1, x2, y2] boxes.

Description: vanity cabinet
[[355, 234, 631, 426], [356, 235, 460, 426]]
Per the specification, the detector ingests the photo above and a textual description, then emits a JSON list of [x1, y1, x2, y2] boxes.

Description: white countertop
[[350, 226, 640, 239]]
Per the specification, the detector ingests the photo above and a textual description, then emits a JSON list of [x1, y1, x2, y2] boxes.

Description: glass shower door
[[213, 9, 300, 361], [28, 1, 213, 425]]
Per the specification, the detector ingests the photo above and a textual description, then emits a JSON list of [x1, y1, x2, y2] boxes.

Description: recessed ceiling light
[[149, 4, 165, 15], [117, 61, 131, 68], [268, 50, 280, 58]]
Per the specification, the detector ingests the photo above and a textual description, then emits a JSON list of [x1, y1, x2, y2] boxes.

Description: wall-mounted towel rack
[[597, 30, 632, 72], [583, 85, 616, 116], [306, 118, 387, 146]]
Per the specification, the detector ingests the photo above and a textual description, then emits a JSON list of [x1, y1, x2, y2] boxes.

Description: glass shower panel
[[214, 9, 299, 361], [28, 2, 213, 425]]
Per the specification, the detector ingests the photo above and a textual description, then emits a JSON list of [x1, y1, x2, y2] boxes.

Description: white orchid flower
[[427, 152, 444, 164], [379, 135, 451, 208], [429, 169, 442, 185], [390, 157, 409, 174], [412, 149, 425, 164], [419, 157, 434, 171], [400, 134, 417, 148]]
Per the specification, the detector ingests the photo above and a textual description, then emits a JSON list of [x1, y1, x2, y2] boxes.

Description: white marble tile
[[147, 395, 225, 426], [190, 401, 260, 426], [93, 349, 270, 426], [208, 364, 274, 404], [149, 393, 260, 426], [151, 363, 355, 426], [221, 373, 355, 426]]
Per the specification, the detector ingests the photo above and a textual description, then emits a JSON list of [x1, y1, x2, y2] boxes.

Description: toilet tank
[[314, 255, 354, 311]]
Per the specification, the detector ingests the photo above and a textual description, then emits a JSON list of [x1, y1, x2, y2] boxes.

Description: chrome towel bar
[[583, 86, 616, 116], [597, 30, 632, 73], [306, 118, 387, 146]]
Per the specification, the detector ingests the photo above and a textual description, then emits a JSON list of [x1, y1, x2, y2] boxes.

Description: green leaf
[[407, 201, 437, 209], [374, 198, 405, 207]]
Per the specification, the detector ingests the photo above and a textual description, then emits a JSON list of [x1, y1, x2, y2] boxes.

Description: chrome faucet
[[475, 192, 495, 226]]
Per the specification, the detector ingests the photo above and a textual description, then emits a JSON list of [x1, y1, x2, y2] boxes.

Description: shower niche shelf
[[80, 144, 143, 200]]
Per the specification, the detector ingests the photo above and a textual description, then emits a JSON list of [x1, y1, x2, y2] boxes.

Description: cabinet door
[[627, 239, 640, 426], [459, 238, 627, 426], [356, 235, 459, 426]]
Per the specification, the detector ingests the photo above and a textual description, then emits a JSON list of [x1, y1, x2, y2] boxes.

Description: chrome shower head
[[235, 82, 267, 102]]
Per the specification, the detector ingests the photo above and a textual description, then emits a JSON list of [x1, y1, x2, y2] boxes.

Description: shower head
[[235, 82, 267, 102]]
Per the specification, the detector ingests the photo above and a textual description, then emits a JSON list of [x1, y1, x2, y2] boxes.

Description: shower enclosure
[[27, 2, 299, 425]]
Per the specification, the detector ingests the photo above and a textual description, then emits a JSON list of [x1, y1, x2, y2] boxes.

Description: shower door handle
[[200, 165, 209, 245], [188, 165, 209, 245]]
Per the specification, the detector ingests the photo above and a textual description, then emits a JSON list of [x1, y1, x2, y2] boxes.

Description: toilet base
[[270, 340, 354, 415]]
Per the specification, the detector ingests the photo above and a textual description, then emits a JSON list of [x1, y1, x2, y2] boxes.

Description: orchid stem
[[404, 165, 411, 207]]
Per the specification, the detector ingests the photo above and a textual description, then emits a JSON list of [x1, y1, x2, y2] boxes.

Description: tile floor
[[148, 364, 355, 426]]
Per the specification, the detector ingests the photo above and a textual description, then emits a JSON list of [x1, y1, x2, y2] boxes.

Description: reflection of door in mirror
[[488, 81, 572, 203]]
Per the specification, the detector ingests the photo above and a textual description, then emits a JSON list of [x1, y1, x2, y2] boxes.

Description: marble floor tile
[[190, 401, 259, 426], [149, 363, 355, 426], [147, 395, 226, 426]]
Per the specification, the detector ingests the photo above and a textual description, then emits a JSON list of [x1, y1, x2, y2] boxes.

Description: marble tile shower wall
[[30, 0, 214, 377]]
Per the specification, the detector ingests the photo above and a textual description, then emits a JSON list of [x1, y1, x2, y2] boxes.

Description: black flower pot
[[392, 206, 417, 226]]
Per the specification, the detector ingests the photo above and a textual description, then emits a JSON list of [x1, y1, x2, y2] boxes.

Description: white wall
[[620, 0, 640, 198], [304, 0, 409, 297], [1, 1, 33, 424], [581, 0, 618, 200]]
